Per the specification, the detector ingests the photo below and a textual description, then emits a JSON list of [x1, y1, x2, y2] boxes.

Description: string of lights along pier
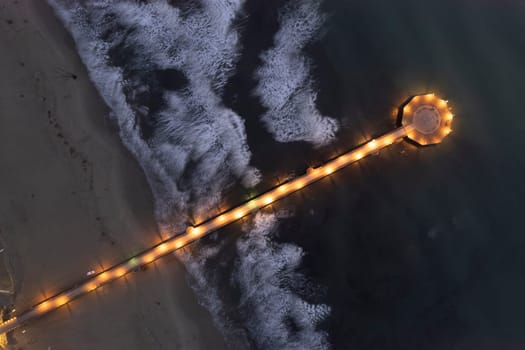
[[0, 94, 454, 335]]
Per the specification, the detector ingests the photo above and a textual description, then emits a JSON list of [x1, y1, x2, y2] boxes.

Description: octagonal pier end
[[400, 93, 454, 146]]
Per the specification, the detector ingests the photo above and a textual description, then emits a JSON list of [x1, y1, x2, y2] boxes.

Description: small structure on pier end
[[401, 93, 454, 146]]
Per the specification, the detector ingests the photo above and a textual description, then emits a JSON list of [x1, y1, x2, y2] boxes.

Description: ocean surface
[[48, 0, 525, 349]]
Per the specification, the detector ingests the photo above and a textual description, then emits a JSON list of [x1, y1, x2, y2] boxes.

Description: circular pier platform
[[401, 94, 453, 146]]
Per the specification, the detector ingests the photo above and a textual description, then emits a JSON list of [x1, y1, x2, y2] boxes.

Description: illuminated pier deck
[[0, 94, 454, 335]]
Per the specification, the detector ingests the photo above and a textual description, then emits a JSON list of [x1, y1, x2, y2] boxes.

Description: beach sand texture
[[0, 1, 226, 349]]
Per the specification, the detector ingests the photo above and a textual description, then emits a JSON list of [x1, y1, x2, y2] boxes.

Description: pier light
[[2, 318, 15, 325], [424, 93, 435, 101], [354, 152, 364, 160], [337, 155, 348, 164], [86, 283, 98, 292], [216, 214, 227, 223], [294, 179, 305, 190], [115, 267, 127, 278], [404, 105, 412, 113], [187, 226, 202, 237], [247, 200, 258, 209], [55, 296, 69, 307], [234, 209, 245, 219], [382, 135, 395, 146], [98, 272, 109, 282], [446, 112, 454, 121], [262, 195, 274, 206], [157, 243, 168, 253], [37, 301, 50, 312], [277, 184, 288, 193], [443, 127, 452, 135], [324, 165, 335, 175], [143, 254, 156, 264], [438, 99, 448, 108], [367, 139, 378, 149], [174, 239, 184, 249]]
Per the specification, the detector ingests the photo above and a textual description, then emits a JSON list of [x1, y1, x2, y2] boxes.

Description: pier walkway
[[0, 94, 453, 335]]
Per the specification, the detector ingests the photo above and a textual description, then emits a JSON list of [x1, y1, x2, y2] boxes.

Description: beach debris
[[53, 66, 78, 81], [86, 270, 96, 276]]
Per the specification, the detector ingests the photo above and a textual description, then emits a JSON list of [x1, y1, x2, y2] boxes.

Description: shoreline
[[0, 1, 225, 349]]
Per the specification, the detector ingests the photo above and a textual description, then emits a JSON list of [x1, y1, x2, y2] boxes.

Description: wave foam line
[[254, 0, 339, 147]]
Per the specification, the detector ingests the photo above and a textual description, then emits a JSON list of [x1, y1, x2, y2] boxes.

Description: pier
[[0, 94, 454, 335]]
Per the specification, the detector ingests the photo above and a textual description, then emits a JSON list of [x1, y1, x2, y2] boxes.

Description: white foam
[[176, 243, 253, 349], [254, 0, 339, 147], [235, 213, 331, 350], [48, 1, 331, 348], [47, 0, 187, 222], [47, 0, 259, 226]]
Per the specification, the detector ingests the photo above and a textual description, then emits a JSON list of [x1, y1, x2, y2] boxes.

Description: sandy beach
[[0, 1, 226, 349]]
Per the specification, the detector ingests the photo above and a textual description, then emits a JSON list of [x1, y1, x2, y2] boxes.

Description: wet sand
[[0, 1, 225, 349]]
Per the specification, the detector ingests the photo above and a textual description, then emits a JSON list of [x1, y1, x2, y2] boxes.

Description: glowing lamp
[[86, 283, 98, 292], [2, 318, 15, 324], [143, 254, 155, 264], [382, 136, 394, 146], [263, 196, 274, 205], [174, 240, 184, 249], [37, 301, 50, 311], [216, 214, 227, 223], [157, 243, 168, 253], [98, 272, 109, 282], [115, 268, 127, 278], [294, 180, 305, 189], [56, 296, 69, 307], [234, 210, 245, 219], [337, 155, 348, 163], [324, 166, 335, 175], [278, 184, 288, 193], [187, 226, 202, 237]]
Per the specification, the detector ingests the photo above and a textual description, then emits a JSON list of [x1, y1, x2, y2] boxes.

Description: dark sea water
[[294, 0, 525, 348], [49, 0, 525, 349]]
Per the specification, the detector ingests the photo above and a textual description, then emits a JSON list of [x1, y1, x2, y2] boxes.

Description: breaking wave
[[254, 0, 339, 147], [48, 0, 333, 348], [47, 0, 259, 225], [235, 213, 331, 350], [177, 213, 331, 350]]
